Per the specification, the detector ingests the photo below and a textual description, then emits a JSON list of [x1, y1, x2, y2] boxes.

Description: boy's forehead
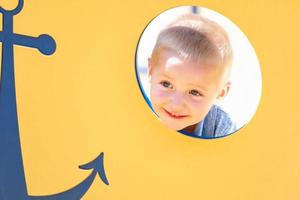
[[164, 55, 183, 69], [154, 50, 225, 88], [155, 49, 212, 67], [157, 49, 218, 72]]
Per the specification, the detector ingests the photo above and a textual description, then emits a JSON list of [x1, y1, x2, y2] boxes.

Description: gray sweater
[[182, 105, 236, 138]]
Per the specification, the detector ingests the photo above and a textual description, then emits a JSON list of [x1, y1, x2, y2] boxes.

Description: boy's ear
[[216, 81, 231, 101]]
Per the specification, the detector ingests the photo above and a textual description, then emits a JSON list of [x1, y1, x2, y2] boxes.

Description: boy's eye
[[189, 89, 202, 97], [160, 81, 173, 89]]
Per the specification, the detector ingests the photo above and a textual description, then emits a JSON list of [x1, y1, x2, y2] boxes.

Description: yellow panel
[[0, 0, 298, 199]]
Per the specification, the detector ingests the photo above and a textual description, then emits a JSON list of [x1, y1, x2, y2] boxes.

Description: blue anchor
[[0, 1, 109, 199]]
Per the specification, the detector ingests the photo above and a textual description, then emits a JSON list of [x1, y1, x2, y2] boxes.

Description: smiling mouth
[[163, 108, 188, 119]]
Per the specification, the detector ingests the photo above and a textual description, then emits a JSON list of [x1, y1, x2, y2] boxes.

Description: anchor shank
[[0, 13, 29, 200], [0, 1, 56, 199]]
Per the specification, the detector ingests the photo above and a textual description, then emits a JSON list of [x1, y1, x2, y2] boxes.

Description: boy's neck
[[182, 124, 197, 134]]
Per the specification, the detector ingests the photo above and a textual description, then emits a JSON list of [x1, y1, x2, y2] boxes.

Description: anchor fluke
[[29, 153, 109, 199], [80, 152, 110, 185]]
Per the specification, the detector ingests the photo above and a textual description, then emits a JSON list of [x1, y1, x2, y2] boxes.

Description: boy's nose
[[170, 92, 185, 109]]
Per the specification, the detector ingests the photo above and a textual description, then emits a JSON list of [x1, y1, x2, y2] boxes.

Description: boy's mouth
[[163, 108, 188, 119]]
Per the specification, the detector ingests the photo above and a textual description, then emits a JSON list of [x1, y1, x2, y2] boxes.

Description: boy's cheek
[[151, 88, 170, 102], [189, 101, 211, 116]]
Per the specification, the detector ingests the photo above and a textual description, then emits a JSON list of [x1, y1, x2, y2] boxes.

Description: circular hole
[[135, 6, 262, 139]]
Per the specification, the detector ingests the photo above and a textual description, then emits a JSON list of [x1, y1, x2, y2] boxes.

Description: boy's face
[[149, 50, 229, 131]]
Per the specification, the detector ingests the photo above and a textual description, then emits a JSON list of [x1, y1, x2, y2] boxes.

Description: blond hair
[[151, 14, 233, 70]]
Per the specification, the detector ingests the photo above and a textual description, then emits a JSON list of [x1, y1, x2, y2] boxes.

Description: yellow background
[[1, 0, 299, 199]]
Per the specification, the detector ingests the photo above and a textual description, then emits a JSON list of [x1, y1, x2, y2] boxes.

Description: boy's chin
[[160, 119, 190, 132], [159, 118, 198, 133]]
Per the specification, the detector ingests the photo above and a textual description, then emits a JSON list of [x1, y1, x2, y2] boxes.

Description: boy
[[148, 14, 236, 138]]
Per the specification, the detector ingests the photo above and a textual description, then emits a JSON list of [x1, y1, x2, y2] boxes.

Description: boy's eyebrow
[[161, 72, 209, 92], [161, 73, 174, 80], [188, 83, 208, 92]]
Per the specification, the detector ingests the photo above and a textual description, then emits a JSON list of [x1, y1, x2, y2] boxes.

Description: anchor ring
[[0, 0, 24, 15]]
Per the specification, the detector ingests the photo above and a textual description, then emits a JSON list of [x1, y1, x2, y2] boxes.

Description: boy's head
[[148, 14, 233, 132]]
